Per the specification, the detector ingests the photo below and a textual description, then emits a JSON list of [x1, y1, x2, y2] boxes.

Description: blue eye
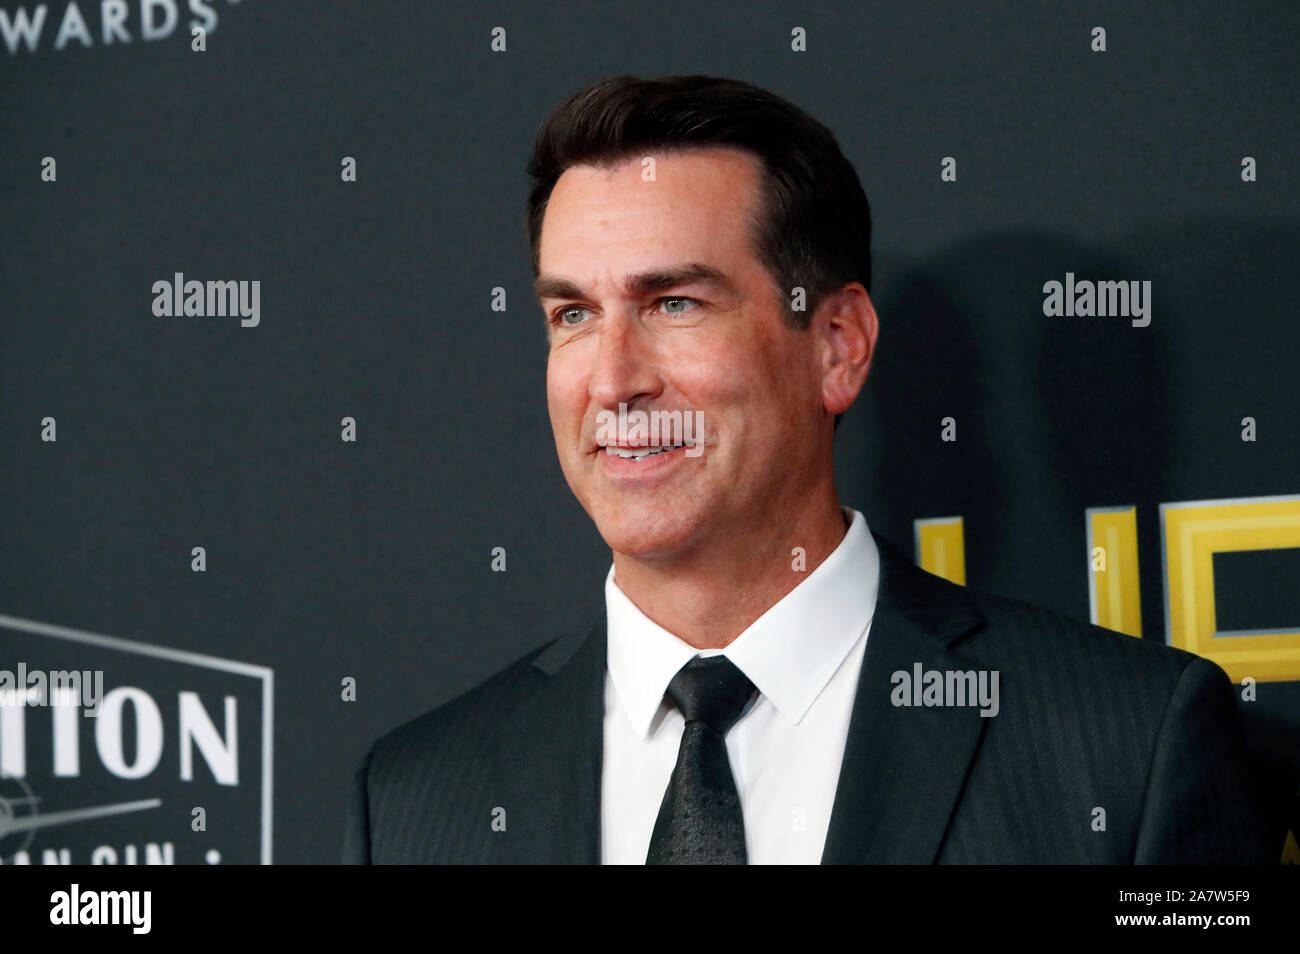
[[660, 297, 698, 314], [556, 306, 588, 326], [550, 297, 698, 328]]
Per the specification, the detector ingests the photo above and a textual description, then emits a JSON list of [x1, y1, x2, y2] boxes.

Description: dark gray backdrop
[[2, 0, 1297, 864]]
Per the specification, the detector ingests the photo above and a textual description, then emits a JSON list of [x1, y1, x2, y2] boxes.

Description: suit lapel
[[493, 612, 606, 864], [821, 532, 989, 864], [493, 530, 988, 865]]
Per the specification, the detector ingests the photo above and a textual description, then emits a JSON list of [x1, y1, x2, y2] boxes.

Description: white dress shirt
[[600, 506, 881, 864]]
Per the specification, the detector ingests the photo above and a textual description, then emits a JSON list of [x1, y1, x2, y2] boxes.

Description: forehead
[[537, 147, 766, 277]]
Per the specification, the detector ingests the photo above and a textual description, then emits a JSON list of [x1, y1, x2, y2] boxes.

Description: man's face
[[537, 147, 830, 562]]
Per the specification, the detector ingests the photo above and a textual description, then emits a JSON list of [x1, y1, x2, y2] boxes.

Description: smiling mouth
[[602, 444, 689, 461]]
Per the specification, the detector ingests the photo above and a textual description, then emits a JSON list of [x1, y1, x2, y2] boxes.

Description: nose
[[588, 310, 663, 412]]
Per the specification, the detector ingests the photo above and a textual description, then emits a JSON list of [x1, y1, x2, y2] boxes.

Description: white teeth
[[605, 445, 680, 460]]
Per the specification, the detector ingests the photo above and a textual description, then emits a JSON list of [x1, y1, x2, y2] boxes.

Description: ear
[[818, 283, 878, 417]]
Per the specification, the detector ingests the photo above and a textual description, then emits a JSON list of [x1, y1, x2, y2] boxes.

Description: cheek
[[720, 341, 814, 441], [546, 354, 585, 427], [673, 334, 753, 400], [704, 339, 787, 409]]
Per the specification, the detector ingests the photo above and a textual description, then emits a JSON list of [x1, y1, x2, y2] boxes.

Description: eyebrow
[[533, 262, 738, 302]]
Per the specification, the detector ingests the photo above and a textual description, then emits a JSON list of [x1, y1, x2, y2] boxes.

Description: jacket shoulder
[[367, 638, 554, 779], [960, 582, 1203, 686], [348, 637, 566, 863], [930, 579, 1262, 862]]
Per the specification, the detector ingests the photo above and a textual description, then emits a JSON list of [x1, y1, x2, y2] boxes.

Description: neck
[[611, 485, 850, 650]]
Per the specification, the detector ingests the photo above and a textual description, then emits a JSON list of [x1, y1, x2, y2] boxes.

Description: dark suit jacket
[[343, 532, 1273, 863]]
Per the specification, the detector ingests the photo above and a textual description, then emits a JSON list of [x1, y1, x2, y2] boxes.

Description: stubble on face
[[538, 147, 830, 574]]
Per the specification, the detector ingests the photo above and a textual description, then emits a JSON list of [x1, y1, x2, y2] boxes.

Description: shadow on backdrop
[[835, 220, 1300, 858]]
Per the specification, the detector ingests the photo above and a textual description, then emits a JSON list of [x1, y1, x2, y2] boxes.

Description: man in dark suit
[[343, 75, 1271, 864]]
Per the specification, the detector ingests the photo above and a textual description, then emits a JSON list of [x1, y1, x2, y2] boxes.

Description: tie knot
[[665, 656, 756, 734]]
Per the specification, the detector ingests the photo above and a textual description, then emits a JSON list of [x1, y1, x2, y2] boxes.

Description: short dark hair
[[525, 74, 872, 332]]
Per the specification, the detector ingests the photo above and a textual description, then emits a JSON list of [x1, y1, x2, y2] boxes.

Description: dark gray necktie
[[645, 655, 757, 865]]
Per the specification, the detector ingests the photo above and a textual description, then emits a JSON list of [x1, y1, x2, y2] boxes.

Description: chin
[[594, 509, 699, 560]]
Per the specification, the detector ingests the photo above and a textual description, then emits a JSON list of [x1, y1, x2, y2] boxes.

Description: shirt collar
[[605, 507, 880, 739]]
